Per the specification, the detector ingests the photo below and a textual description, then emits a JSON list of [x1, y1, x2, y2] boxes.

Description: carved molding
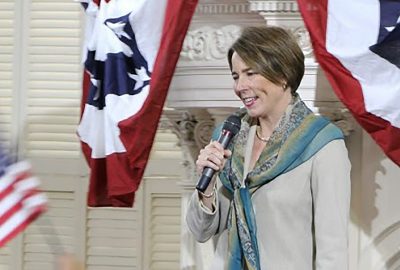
[[163, 109, 215, 185], [249, 0, 299, 13], [180, 25, 312, 61], [167, 111, 214, 150], [158, 115, 175, 131], [195, 2, 250, 15], [248, 0, 313, 57], [181, 25, 242, 61], [193, 120, 215, 149], [292, 27, 313, 57], [318, 108, 355, 136], [175, 112, 198, 143]]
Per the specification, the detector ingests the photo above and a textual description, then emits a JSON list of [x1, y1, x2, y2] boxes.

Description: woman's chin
[[246, 108, 260, 118]]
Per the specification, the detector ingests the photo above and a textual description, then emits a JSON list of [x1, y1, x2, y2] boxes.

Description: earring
[[282, 83, 287, 90]]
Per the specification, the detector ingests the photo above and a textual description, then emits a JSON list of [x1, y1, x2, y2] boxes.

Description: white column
[[165, 109, 216, 270]]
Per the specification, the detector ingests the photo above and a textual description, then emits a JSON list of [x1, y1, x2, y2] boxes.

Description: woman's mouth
[[242, 97, 258, 107]]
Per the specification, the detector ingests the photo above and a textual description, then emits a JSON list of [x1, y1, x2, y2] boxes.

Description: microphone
[[196, 114, 241, 193]]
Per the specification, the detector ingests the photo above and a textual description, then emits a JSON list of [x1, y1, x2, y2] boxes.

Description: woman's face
[[231, 52, 292, 119]]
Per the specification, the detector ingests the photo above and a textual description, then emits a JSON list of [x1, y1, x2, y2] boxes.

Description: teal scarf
[[213, 97, 344, 270]]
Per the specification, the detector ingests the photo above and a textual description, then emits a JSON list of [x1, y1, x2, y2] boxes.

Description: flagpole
[[36, 215, 85, 270]]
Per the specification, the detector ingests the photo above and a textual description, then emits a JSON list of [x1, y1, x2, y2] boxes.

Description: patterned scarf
[[214, 96, 344, 269]]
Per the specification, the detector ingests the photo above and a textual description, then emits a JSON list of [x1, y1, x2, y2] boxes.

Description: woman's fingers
[[205, 152, 223, 168], [196, 153, 220, 173], [224, 149, 232, 158], [196, 141, 227, 174]]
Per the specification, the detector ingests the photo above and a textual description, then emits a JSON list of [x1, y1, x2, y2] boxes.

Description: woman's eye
[[247, 71, 256, 76]]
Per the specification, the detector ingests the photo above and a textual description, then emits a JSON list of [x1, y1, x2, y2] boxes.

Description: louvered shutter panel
[[22, 176, 87, 270], [0, 246, 10, 270], [19, 2, 86, 268], [24, 0, 82, 159], [84, 127, 184, 270], [86, 190, 143, 270], [24, 191, 76, 270], [0, 1, 15, 268], [144, 128, 184, 270], [150, 195, 181, 270], [0, 0, 14, 148]]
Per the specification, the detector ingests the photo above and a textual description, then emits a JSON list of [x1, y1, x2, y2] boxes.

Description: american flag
[[0, 150, 47, 247], [77, 0, 198, 207], [297, 0, 400, 165]]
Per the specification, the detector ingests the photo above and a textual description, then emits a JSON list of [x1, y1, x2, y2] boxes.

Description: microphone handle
[[195, 131, 232, 193], [218, 130, 232, 149], [196, 168, 214, 193]]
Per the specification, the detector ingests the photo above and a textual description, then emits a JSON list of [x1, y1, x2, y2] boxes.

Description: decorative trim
[[168, 111, 215, 150], [249, 0, 299, 13], [247, 1, 313, 57], [318, 109, 355, 136], [163, 109, 215, 182], [180, 25, 313, 60], [175, 112, 198, 143], [193, 120, 215, 148], [158, 115, 174, 131], [292, 27, 313, 57], [181, 25, 242, 61], [195, 3, 250, 15], [166, 111, 198, 181]]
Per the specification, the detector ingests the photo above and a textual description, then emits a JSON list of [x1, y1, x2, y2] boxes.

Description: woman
[[186, 26, 351, 270]]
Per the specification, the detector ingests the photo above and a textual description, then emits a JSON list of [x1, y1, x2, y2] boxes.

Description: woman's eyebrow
[[231, 67, 252, 75]]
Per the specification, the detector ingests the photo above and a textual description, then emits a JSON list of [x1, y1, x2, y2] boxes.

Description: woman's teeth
[[243, 97, 256, 105]]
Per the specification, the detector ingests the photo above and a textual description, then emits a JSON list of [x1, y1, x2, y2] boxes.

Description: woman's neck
[[257, 115, 281, 138], [258, 96, 292, 137]]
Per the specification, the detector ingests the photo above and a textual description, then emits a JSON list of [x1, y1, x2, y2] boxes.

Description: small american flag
[[0, 150, 47, 247]]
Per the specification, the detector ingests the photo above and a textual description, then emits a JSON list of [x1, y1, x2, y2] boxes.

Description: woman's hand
[[195, 141, 231, 209], [196, 141, 232, 176], [196, 141, 232, 190]]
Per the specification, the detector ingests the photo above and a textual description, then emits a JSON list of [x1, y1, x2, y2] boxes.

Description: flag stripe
[[0, 159, 47, 247], [0, 199, 47, 247], [297, 0, 400, 165], [0, 161, 32, 192]]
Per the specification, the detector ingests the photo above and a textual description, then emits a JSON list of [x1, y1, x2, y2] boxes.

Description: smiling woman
[[230, 51, 293, 134], [186, 26, 352, 270], [228, 26, 304, 95]]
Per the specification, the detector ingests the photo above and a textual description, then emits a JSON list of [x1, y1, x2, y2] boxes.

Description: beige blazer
[[186, 139, 351, 270]]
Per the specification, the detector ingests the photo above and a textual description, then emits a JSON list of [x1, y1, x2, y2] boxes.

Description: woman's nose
[[235, 76, 248, 92]]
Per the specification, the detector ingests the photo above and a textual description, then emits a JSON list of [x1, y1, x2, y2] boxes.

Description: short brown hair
[[228, 26, 305, 94]]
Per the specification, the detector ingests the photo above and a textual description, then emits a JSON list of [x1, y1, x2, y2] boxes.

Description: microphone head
[[222, 115, 241, 135]]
